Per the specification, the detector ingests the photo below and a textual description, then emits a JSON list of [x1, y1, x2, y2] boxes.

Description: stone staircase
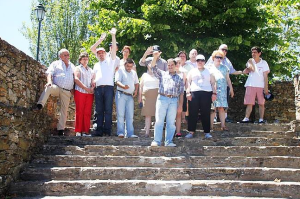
[[9, 121, 300, 198]]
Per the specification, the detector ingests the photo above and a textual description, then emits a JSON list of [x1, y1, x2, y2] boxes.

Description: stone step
[[65, 120, 290, 133], [41, 145, 300, 157], [20, 166, 300, 182], [13, 196, 290, 199], [45, 136, 300, 147], [30, 155, 300, 169], [10, 180, 300, 198]]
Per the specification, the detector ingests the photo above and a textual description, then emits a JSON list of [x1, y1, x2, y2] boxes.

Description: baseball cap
[[109, 42, 119, 47], [96, 47, 106, 52], [153, 45, 161, 52], [196, 54, 205, 60]]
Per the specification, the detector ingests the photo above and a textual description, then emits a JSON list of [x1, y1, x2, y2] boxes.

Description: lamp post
[[35, 3, 46, 61]]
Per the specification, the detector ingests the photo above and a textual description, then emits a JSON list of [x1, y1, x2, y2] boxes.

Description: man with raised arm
[[149, 50, 184, 147], [139, 45, 167, 71], [90, 28, 117, 136]]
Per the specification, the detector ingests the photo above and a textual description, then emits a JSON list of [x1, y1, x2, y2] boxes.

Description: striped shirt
[[152, 66, 184, 97], [75, 65, 94, 94], [46, 60, 75, 90]]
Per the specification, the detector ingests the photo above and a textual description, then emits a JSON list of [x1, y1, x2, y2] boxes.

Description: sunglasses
[[215, 56, 223, 60], [196, 59, 205, 62], [221, 49, 228, 52]]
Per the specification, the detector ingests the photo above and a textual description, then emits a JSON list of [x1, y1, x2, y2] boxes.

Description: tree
[[261, 0, 300, 79], [83, 0, 276, 79], [22, 0, 94, 66]]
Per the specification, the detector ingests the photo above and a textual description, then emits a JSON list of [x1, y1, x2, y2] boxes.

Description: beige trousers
[[37, 84, 72, 130]]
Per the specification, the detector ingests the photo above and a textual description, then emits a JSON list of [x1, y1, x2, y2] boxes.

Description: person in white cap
[[185, 54, 217, 139], [90, 28, 117, 136]]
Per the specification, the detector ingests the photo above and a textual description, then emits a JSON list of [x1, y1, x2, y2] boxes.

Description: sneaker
[[165, 142, 176, 147], [185, 133, 193, 139], [259, 119, 265, 124], [204, 133, 212, 139], [129, 135, 138, 138], [75, 132, 81, 136], [82, 133, 91, 137], [118, 134, 124, 138], [151, 141, 159, 146], [225, 118, 233, 123], [240, 118, 250, 123], [175, 133, 182, 137]]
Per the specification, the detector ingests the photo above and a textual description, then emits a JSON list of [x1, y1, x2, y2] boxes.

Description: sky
[[0, 0, 33, 57]]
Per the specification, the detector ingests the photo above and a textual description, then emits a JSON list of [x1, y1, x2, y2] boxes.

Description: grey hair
[[58, 49, 69, 57]]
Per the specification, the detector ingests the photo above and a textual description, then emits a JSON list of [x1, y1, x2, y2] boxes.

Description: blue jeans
[[94, 86, 114, 135], [115, 91, 134, 137], [153, 95, 178, 145]]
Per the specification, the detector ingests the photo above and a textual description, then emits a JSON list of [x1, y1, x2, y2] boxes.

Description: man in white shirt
[[90, 28, 117, 136], [33, 49, 75, 136], [185, 49, 198, 68], [115, 58, 139, 138], [241, 46, 270, 123]]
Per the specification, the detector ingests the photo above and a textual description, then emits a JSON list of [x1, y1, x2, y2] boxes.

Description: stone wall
[[228, 81, 295, 123], [0, 38, 58, 196], [66, 82, 295, 124]]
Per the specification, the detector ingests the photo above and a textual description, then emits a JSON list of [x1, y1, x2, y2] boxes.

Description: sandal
[[175, 132, 182, 137], [221, 127, 229, 131]]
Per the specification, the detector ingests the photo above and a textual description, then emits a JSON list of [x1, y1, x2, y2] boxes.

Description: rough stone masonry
[[0, 37, 57, 196]]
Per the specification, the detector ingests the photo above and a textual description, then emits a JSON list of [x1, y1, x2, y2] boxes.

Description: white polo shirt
[[244, 58, 270, 88], [93, 58, 116, 86]]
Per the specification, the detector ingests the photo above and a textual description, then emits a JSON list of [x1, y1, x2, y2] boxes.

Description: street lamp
[[35, 3, 46, 61]]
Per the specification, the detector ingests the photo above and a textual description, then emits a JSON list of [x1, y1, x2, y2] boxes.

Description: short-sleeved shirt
[[182, 63, 194, 74], [115, 68, 139, 94], [244, 58, 270, 88], [141, 73, 159, 92], [139, 57, 167, 71], [185, 60, 197, 68], [206, 56, 236, 74], [93, 57, 116, 86], [75, 65, 94, 94], [46, 60, 75, 90], [187, 68, 212, 92], [107, 53, 120, 69], [152, 66, 184, 97]]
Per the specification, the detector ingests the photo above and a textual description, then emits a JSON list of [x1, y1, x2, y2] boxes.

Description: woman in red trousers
[[74, 52, 95, 136]]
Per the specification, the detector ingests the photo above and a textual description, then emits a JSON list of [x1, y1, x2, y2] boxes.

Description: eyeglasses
[[221, 49, 228, 52], [196, 59, 205, 62], [215, 56, 223, 60]]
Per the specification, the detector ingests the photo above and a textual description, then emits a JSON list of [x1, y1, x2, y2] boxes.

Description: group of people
[[33, 28, 270, 147]]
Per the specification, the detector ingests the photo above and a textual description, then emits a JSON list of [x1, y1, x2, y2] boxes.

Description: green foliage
[[22, 0, 93, 66], [83, 0, 285, 79], [22, 0, 300, 81]]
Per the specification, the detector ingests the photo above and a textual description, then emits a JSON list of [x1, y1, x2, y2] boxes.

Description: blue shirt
[[152, 66, 184, 97]]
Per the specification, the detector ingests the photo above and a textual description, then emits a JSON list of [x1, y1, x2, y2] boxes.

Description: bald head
[[219, 44, 228, 56]]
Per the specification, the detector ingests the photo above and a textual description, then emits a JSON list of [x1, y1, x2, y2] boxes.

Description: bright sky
[[0, 0, 33, 57]]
